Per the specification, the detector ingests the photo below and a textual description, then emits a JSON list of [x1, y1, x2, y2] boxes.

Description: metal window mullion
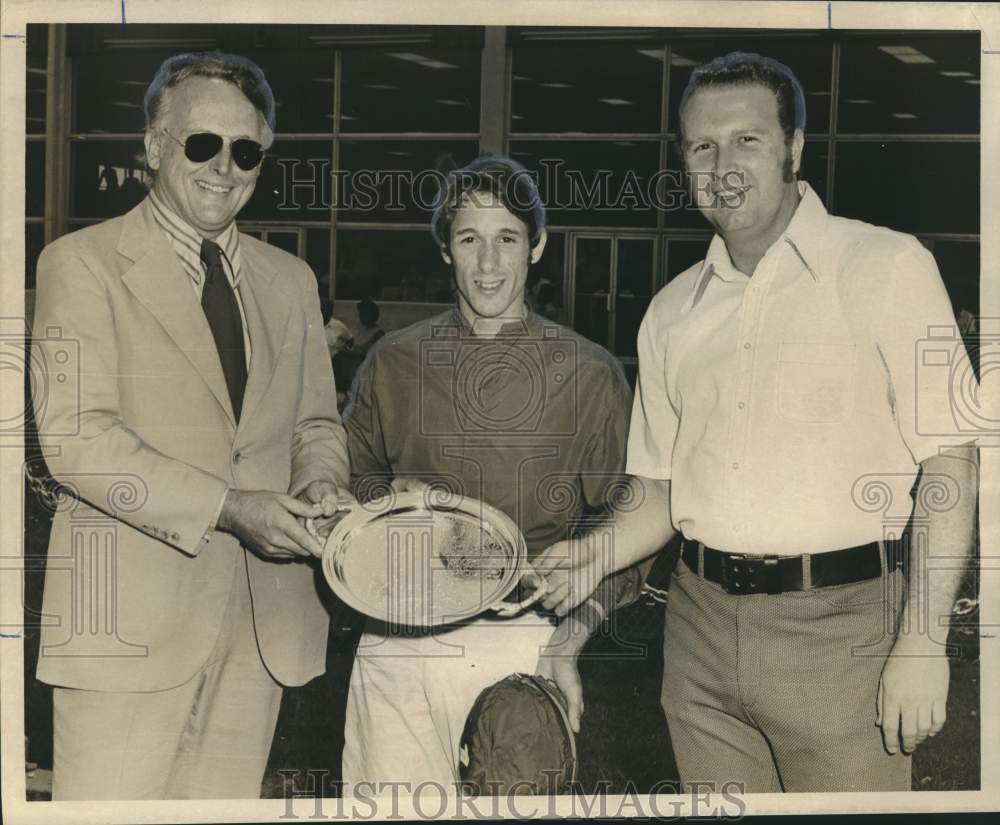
[[826, 40, 840, 213], [480, 26, 506, 156], [329, 48, 342, 303], [45, 24, 70, 243]]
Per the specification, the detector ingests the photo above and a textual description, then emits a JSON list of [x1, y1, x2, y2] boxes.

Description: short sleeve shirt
[[626, 183, 975, 555]]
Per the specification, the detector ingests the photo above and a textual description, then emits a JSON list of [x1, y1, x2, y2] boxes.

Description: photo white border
[[1, 0, 997, 821]]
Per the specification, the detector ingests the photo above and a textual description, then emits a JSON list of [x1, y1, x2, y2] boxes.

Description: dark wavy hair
[[679, 51, 806, 141], [143, 51, 276, 133], [431, 156, 546, 250]]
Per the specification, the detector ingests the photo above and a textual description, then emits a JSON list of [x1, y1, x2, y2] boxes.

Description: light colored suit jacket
[[31, 198, 348, 692]]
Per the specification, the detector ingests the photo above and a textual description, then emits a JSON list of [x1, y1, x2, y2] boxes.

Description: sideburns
[[782, 134, 795, 184]]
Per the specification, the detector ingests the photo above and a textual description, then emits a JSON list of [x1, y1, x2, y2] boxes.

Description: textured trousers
[[342, 610, 558, 793], [662, 554, 911, 793], [52, 555, 283, 800]]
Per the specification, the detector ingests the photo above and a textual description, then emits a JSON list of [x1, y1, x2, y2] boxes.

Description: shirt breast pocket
[[777, 342, 857, 423]]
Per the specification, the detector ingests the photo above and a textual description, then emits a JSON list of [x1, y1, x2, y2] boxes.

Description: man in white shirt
[[536, 52, 978, 792]]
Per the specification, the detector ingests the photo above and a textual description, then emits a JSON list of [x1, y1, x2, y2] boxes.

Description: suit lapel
[[237, 239, 292, 427], [118, 201, 237, 427]]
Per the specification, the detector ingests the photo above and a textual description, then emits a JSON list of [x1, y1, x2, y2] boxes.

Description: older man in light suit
[[31, 52, 351, 800]]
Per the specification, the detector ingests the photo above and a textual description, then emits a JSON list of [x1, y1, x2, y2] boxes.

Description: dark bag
[[459, 673, 577, 796]]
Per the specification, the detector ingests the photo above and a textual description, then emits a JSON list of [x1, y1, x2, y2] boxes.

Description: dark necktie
[[200, 238, 247, 422]]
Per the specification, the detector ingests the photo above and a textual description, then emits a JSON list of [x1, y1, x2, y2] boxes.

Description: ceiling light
[[540, 82, 573, 89], [511, 114, 526, 120], [846, 99, 873, 104], [635, 48, 664, 61], [808, 90, 831, 96], [890, 112, 918, 119], [387, 151, 411, 156], [312, 77, 337, 84], [670, 53, 698, 67], [117, 80, 148, 86], [433, 99, 465, 106], [600, 98, 633, 106], [940, 70, 974, 78], [385, 51, 458, 70], [513, 75, 532, 81], [366, 84, 399, 90], [614, 141, 637, 146], [878, 45, 935, 64], [965, 79, 981, 85], [110, 101, 141, 109]]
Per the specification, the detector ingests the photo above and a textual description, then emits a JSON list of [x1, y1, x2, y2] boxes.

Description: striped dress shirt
[[148, 189, 252, 367]]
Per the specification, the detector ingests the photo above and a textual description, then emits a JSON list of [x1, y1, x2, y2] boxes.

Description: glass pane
[[510, 43, 662, 133], [337, 140, 479, 223], [510, 140, 660, 227], [265, 230, 299, 256], [341, 47, 481, 133], [615, 238, 655, 357], [71, 140, 150, 219], [665, 238, 710, 283], [27, 26, 47, 135], [306, 228, 332, 293], [26, 223, 45, 290], [335, 229, 453, 303], [616, 238, 654, 296], [838, 35, 979, 134], [804, 139, 830, 205], [527, 231, 566, 324], [242, 229, 264, 240], [930, 240, 979, 323], [243, 140, 333, 221], [573, 237, 612, 348], [74, 52, 176, 133], [834, 142, 978, 235], [26, 142, 45, 218], [616, 294, 651, 358], [666, 38, 833, 134], [249, 52, 336, 133]]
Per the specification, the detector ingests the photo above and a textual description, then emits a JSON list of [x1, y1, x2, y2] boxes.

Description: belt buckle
[[720, 554, 781, 595]]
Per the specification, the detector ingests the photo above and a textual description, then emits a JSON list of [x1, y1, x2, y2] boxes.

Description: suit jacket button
[[233, 451, 242, 463]]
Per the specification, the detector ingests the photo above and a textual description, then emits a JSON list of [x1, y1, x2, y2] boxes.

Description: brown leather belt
[[680, 538, 903, 596]]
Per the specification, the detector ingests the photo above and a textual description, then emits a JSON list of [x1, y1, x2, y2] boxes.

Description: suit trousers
[[52, 553, 283, 800], [662, 554, 911, 793]]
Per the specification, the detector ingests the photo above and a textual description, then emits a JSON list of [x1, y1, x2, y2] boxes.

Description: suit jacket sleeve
[[31, 237, 230, 557], [287, 260, 351, 497]]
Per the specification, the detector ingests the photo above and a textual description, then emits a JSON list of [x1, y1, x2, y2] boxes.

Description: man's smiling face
[[144, 76, 270, 238], [443, 190, 546, 327], [681, 82, 802, 245]]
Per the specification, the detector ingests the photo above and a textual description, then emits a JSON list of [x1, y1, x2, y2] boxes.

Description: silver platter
[[321, 491, 528, 627]]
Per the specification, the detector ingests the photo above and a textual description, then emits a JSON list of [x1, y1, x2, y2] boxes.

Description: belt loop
[[698, 542, 705, 578], [802, 552, 812, 590]]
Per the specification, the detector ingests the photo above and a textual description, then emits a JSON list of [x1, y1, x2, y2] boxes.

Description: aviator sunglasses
[[161, 128, 265, 172]]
